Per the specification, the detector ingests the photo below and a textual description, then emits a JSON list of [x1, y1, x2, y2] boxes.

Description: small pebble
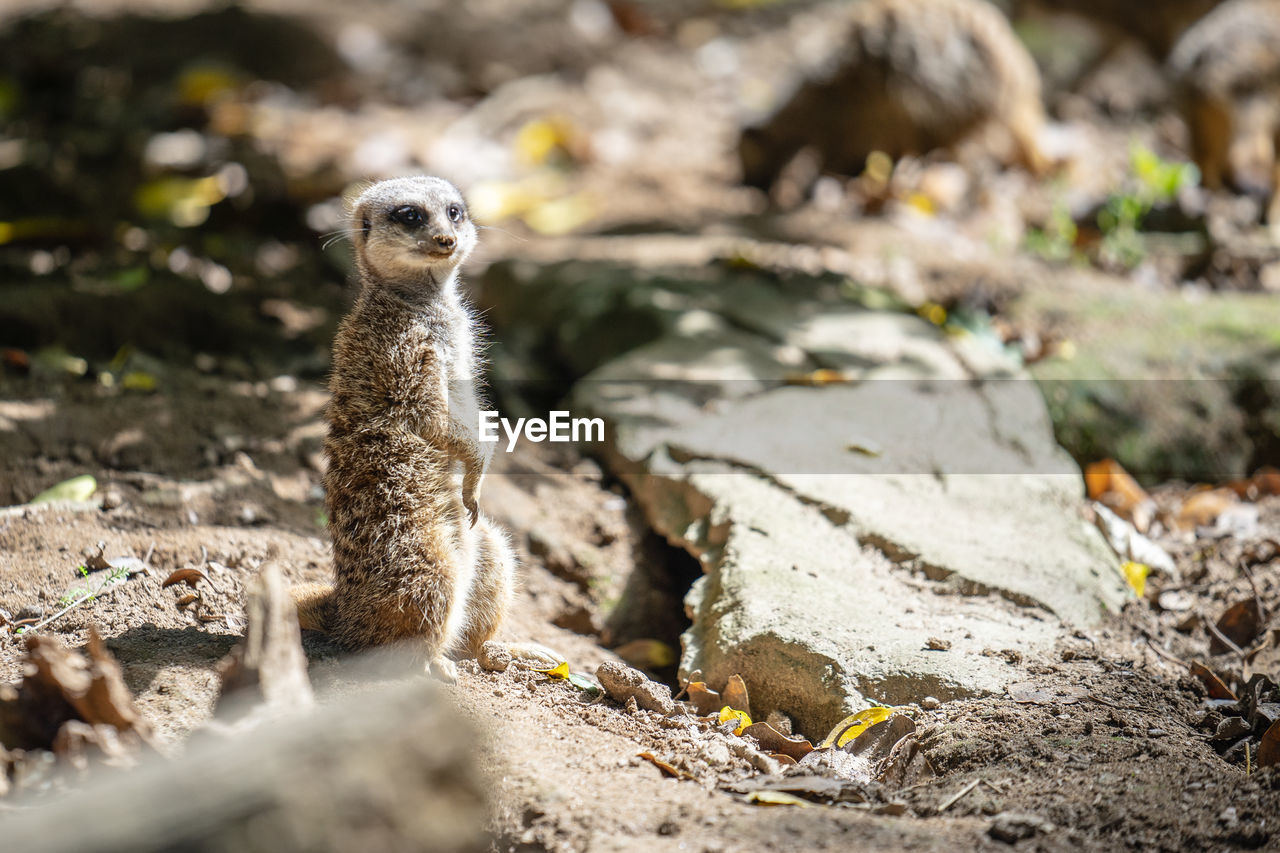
[[478, 641, 512, 673], [922, 696, 941, 710], [989, 811, 1054, 843], [597, 659, 676, 715]]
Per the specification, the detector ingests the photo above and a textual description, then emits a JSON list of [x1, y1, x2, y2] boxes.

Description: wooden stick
[[937, 778, 981, 813]]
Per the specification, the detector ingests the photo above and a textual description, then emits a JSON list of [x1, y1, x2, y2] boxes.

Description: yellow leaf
[[784, 368, 849, 387], [177, 64, 243, 106], [863, 150, 893, 185], [746, 790, 814, 807], [820, 706, 895, 749], [514, 117, 575, 167], [1122, 561, 1149, 598], [718, 705, 752, 735], [905, 192, 935, 216], [917, 302, 947, 326], [135, 176, 225, 226], [30, 475, 97, 504], [522, 194, 594, 236], [0, 217, 91, 245], [535, 661, 570, 679], [686, 681, 722, 716], [121, 371, 157, 392]]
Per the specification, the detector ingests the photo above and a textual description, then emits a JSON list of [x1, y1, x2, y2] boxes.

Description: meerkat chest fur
[[331, 289, 478, 437]]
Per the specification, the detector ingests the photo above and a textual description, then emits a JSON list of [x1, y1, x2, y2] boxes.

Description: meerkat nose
[[434, 234, 456, 251]]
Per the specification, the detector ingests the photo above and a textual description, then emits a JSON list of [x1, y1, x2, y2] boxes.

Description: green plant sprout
[[1097, 143, 1200, 269], [1025, 198, 1079, 263], [57, 564, 130, 608]]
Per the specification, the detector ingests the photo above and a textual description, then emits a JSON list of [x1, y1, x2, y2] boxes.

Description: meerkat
[[1168, 0, 1280, 231], [738, 0, 1049, 194], [293, 176, 515, 681]]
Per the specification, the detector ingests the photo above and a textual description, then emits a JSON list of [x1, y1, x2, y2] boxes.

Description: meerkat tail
[[291, 582, 336, 633]]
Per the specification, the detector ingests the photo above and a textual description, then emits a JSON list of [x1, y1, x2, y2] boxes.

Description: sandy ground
[[2, 374, 1279, 851]]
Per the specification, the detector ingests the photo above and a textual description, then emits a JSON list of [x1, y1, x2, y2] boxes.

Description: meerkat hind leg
[[459, 519, 517, 655]]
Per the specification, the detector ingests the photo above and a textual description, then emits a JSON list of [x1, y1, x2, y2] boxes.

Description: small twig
[[20, 589, 97, 634], [15, 573, 131, 636], [1206, 620, 1246, 656], [981, 778, 1006, 795], [1145, 638, 1189, 669], [937, 778, 981, 814], [1087, 692, 1121, 709], [1238, 559, 1268, 621]]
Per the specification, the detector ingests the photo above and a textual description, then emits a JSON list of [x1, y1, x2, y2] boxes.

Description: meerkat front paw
[[429, 656, 459, 683], [462, 478, 481, 528]]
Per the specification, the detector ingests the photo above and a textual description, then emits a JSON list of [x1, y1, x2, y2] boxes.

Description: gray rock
[[596, 660, 676, 715], [513, 263, 1129, 739], [989, 811, 1055, 843], [478, 641, 513, 673]]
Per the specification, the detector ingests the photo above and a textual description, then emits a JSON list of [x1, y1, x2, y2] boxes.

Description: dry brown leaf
[[741, 722, 814, 761], [162, 568, 208, 589], [1190, 661, 1236, 701], [1258, 720, 1280, 768], [1211, 599, 1263, 655], [1245, 630, 1280, 682], [1085, 459, 1155, 531], [1175, 488, 1238, 531], [686, 681, 722, 716], [176, 593, 199, 607], [637, 751, 694, 781], [769, 753, 798, 766], [877, 733, 936, 788], [1, 628, 153, 753], [723, 674, 751, 717], [85, 543, 112, 572], [1227, 467, 1280, 501]]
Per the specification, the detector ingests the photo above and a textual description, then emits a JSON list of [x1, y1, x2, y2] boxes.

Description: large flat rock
[[502, 261, 1129, 739]]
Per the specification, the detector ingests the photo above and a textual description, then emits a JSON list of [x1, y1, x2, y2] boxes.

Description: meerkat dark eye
[[447, 203, 464, 223], [389, 205, 424, 227]]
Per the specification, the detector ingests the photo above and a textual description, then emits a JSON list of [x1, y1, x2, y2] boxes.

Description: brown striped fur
[[297, 176, 515, 680]]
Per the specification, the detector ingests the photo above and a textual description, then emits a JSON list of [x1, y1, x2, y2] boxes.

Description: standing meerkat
[[294, 175, 515, 680], [738, 0, 1049, 194], [1168, 0, 1280, 231]]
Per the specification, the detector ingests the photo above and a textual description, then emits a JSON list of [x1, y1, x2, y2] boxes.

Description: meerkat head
[[349, 176, 477, 289]]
